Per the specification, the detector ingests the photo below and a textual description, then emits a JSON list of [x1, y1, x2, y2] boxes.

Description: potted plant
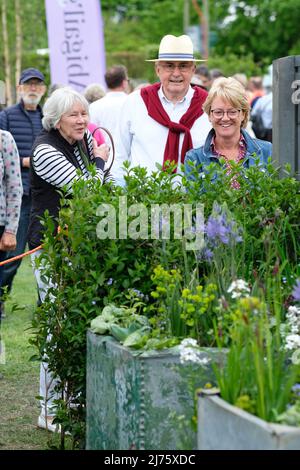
[[86, 274, 225, 450], [197, 282, 300, 450]]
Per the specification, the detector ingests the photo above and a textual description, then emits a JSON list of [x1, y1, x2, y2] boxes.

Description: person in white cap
[[112, 34, 211, 185]]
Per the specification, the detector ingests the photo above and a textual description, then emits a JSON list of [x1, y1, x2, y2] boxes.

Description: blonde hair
[[203, 77, 250, 128]]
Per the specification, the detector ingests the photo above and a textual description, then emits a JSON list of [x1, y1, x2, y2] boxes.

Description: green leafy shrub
[[207, 50, 264, 77], [31, 159, 300, 446]]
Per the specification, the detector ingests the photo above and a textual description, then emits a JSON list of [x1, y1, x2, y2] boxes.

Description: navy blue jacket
[[184, 128, 272, 182], [0, 101, 43, 195]]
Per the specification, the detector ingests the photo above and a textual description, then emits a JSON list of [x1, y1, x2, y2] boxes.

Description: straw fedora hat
[[146, 34, 205, 62]]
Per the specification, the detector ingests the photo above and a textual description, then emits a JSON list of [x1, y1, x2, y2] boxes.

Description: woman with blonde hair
[[184, 77, 272, 184]]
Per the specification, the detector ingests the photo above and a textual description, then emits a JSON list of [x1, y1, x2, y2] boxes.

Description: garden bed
[[197, 390, 300, 450], [86, 332, 225, 450]]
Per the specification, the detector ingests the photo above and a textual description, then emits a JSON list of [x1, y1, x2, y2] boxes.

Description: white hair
[[42, 87, 89, 131], [83, 83, 106, 104]]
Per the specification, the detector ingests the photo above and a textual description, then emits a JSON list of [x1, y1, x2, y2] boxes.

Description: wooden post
[[15, 0, 22, 88], [1, 0, 13, 106], [183, 0, 190, 33], [191, 0, 208, 59], [273, 56, 300, 178], [203, 0, 209, 58]]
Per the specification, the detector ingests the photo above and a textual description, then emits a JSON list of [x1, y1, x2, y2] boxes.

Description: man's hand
[[0, 232, 17, 252]]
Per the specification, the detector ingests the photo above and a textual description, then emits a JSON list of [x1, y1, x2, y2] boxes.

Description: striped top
[[32, 131, 104, 195]]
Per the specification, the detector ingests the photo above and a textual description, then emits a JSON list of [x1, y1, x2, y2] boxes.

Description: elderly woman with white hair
[[28, 86, 109, 432], [184, 77, 272, 186], [29, 86, 109, 253]]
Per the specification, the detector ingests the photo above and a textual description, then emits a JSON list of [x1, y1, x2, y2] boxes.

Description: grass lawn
[[0, 256, 64, 450]]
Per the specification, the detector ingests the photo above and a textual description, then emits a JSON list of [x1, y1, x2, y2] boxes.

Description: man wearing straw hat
[[113, 34, 211, 185]]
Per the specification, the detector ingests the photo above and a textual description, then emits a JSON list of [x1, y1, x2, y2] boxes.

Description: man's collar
[[158, 84, 193, 104]]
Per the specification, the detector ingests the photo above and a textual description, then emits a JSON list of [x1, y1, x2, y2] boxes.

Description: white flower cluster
[[227, 279, 250, 299], [64, 257, 72, 267], [283, 305, 300, 364], [178, 338, 210, 366], [285, 334, 300, 351], [286, 306, 300, 333]]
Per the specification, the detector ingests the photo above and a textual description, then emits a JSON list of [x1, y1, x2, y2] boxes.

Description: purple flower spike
[[203, 248, 214, 261], [206, 216, 229, 244], [292, 279, 300, 302], [204, 202, 243, 249]]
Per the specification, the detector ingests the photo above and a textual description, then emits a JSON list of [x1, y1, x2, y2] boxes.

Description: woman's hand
[[0, 232, 17, 252], [93, 138, 110, 162]]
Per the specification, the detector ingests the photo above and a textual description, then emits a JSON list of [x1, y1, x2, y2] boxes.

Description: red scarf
[[141, 82, 207, 170]]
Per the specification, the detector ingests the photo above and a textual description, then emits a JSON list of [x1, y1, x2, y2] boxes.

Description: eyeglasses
[[210, 109, 241, 119], [159, 63, 194, 72], [23, 80, 44, 87]]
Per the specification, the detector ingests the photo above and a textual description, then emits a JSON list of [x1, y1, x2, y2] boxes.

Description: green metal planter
[[86, 332, 224, 450], [197, 389, 300, 450]]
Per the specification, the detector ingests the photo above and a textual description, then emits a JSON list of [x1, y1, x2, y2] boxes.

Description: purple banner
[[45, 0, 106, 91]]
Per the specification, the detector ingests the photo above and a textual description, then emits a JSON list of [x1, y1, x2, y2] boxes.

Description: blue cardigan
[[184, 128, 272, 181]]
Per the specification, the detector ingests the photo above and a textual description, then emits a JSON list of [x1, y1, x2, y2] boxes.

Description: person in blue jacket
[[0, 68, 46, 315], [184, 77, 272, 186]]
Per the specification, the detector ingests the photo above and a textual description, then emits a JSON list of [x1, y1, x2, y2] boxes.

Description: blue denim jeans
[[0, 195, 31, 296]]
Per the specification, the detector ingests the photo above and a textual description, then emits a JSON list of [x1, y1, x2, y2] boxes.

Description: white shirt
[[89, 91, 128, 140], [251, 93, 272, 129], [112, 85, 211, 185]]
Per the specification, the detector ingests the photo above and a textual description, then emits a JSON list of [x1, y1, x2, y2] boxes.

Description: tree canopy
[[101, 0, 300, 62], [213, 0, 300, 63]]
